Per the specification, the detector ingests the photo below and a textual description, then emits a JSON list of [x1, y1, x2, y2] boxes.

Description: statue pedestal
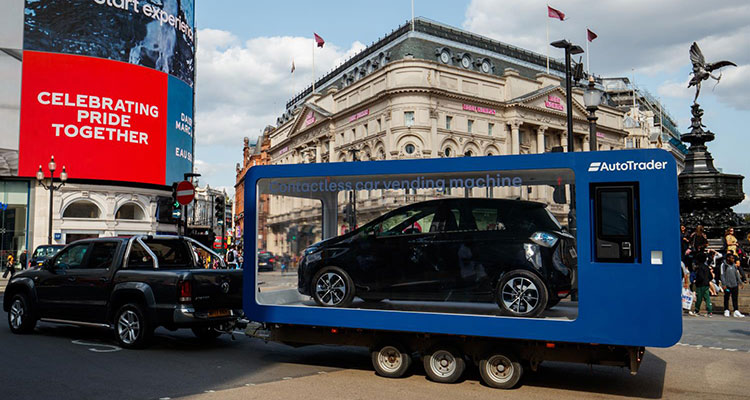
[[678, 103, 746, 237]]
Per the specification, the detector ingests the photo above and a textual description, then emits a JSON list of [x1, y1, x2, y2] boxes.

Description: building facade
[[234, 131, 271, 250], [255, 19, 634, 257]]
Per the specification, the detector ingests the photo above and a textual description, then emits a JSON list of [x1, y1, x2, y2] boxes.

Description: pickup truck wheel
[[311, 267, 354, 307], [478, 352, 523, 389], [371, 344, 411, 378], [192, 326, 221, 340], [8, 293, 36, 334], [422, 346, 465, 383], [114, 303, 152, 349], [496, 270, 548, 318]]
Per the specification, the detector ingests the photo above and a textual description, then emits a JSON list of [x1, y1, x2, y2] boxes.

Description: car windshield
[[33, 246, 62, 258]]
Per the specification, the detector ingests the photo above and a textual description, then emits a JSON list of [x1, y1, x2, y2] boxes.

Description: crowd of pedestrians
[[681, 225, 748, 318]]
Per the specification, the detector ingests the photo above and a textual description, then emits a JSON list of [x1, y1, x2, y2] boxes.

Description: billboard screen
[[14, 0, 194, 186]]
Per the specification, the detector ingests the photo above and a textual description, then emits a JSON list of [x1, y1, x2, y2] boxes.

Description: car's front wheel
[[8, 293, 36, 334], [496, 270, 548, 318], [311, 266, 355, 307], [114, 303, 152, 349]]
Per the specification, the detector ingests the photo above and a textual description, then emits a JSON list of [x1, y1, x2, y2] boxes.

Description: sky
[[193, 0, 750, 212]]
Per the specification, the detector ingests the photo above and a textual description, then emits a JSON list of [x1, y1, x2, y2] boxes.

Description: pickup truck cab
[[4, 235, 243, 348]]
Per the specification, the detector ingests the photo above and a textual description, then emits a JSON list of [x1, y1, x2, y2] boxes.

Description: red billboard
[[19, 51, 169, 185]]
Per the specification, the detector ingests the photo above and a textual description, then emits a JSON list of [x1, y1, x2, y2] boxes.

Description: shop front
[[0, 180, 29, 266]]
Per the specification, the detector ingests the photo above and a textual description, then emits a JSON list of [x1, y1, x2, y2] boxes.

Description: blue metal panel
[[243, 149, 681, 347]]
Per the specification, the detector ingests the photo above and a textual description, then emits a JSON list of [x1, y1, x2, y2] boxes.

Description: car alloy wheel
[[117, 310, 141, 345], [315, 272, 348, 306], [502, 277, 539, 314], [9, 299, 24, 330]]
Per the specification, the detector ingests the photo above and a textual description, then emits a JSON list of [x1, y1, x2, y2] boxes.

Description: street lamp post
[[36, 156, 67, 244], [550, 39, 584, 236], [583, 76, 604, 151]]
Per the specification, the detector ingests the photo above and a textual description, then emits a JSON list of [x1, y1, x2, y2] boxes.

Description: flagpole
[[586, 29, 589, 74], [546, 4, 550, 74], [312, 37, 316, 93], [411, 0, 415, 31]]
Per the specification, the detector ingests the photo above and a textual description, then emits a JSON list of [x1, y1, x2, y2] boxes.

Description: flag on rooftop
[[547, 5, 565, 21], [587, 29, 598, 42], [314, 33, 325, 48]]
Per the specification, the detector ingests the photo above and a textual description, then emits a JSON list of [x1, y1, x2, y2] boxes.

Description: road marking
[[71, 340, 121, 353], [282, 377, 293, 380], [159, 397, 171, 400], [204, 390, 215, 393], [244, 383, 256, 387], [725, 348, 738, 352], [709, 347, 722, 350]]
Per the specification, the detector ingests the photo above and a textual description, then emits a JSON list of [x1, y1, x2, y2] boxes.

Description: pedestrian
[[720, 253, 745, 318], [225, 246, 239, 269], [692, 252, 713, 317], [724, 227, 738, 256], [2, 252, 15, 279], [690, 225, 708, 254], [19, 250, 28, 270], [681, 225, 691, 267]]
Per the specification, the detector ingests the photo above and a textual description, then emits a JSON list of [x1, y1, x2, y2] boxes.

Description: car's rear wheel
[[496, 270, 548, 318], [478, 352, 523, 389], [8, 293, 36, 334], [422, 346, 465, 383], [311, 266, 355, 307], [371, 343, 411, 378], [114, 303, 152, 349]]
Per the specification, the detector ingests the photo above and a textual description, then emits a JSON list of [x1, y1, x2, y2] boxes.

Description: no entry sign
[[176, 180, 195, 205]]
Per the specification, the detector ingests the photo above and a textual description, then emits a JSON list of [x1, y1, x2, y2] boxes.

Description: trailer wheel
[[371, 344, 411, 378], [422, 346, 465, 383], [311, 266, 355, 307], [496, 270, 548, 318], [478, 352, 523, 389]]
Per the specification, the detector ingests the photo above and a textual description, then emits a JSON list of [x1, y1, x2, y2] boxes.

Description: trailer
[[242, 149, 680, 388]]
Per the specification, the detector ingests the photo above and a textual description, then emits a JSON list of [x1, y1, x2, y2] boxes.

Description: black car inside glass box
[[297, 198, 576, 317]]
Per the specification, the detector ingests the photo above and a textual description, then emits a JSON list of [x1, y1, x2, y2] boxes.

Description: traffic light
[[171, 182, 180, 208], [215, 196, 224, 222]]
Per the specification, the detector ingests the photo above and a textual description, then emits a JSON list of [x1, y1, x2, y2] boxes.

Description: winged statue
[[688, 42, 736, 103]]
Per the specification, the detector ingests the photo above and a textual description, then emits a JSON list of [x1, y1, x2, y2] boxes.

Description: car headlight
[[306, 251, 322, 263], [530, 232, 558, 248]]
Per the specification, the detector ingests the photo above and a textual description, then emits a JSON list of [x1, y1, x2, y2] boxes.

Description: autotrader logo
[[588, 160, 668, 172]]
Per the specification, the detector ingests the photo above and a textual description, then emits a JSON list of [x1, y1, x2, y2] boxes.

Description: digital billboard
[[14, 0, 194, 186]]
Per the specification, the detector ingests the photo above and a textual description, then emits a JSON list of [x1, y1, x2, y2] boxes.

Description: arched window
[[115, 203, 145, 220], [444, 147, 453, 157], [63, 201, 101, 218]]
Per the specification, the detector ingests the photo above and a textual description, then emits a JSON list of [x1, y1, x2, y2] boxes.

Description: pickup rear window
[[128, 239, 199, 269]]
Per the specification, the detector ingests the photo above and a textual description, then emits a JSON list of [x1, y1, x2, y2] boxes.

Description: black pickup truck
[[4, 235, 243, 348]]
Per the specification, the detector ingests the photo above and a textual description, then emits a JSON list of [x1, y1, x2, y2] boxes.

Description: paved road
[[1, 295, 748, 399]]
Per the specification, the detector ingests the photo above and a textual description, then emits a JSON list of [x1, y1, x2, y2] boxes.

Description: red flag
[[314, 33, 325, 48], [587, 29, 598, 42], [547, 5, 565, 20]]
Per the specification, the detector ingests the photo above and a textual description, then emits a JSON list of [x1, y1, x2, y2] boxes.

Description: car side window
[[472, 207, 504, 231], [88, 242, 119, 269], [127, 242, 154, 269], [54, 243, 90, 270], [377, 205, 438, 236]]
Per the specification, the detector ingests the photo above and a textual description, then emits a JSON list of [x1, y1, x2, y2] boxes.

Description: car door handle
[[99, 277, 108, 282], [67, 277, 77, 282]]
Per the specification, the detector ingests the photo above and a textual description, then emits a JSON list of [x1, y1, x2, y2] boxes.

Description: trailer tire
[[311, 266, 355, 307], [371, 344, 411, 378], [496, 270, 548, 318], [478, 352, 523, 389], [422, 346, 465, 383]]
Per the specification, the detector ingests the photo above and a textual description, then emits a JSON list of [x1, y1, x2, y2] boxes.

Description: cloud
[[463, 0, 750, 109], [657, 78, 692, 100], [196, 31, 366, 147]]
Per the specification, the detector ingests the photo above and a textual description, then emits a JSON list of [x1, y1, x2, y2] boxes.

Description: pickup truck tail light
[[178, 280, 192, 303]]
